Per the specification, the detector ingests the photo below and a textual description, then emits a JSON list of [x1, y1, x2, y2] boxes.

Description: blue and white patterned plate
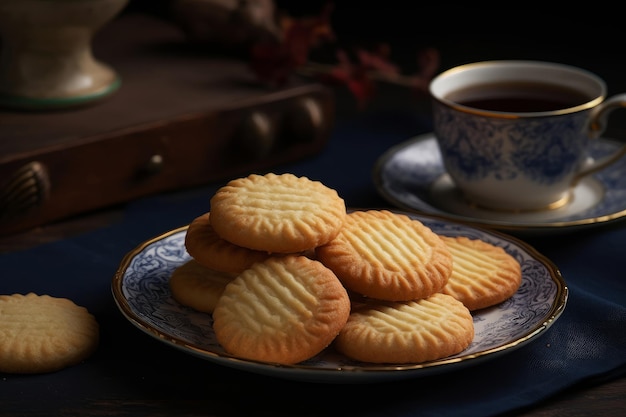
[[373, 133, 626, 233], [112, 211, 567, 383]]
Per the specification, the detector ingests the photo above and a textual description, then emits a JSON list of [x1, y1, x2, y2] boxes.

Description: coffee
[[446, 81, 592, 112]]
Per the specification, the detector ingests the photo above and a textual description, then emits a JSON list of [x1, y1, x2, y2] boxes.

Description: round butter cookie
[[440, 236, 522, 311], [316, 210, 453, 301], [212, 255, 350, 365], [209, 173, 346, 253], [185, 212, 273, 274], [335, 293, 474, 364], [0, 293, 99, 374], [169, 259, 237, 313]]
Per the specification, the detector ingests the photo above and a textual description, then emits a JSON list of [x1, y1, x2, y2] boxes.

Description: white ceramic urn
[[0, 0, 129, 109]]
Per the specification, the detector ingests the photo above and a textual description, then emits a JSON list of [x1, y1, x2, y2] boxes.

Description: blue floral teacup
[[430, 60, 626, 211]]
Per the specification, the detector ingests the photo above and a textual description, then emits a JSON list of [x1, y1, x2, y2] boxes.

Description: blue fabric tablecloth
[[1, 110, 625, 417]]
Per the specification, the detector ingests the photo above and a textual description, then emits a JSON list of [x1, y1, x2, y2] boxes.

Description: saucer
[[373, 133, 626, 233]]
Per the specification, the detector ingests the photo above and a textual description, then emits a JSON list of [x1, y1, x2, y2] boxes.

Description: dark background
[[122, 0, 626, 136], [124, 1, 626, 79]]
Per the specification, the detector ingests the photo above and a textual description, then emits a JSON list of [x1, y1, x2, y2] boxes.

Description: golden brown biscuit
[[184, 212, 273, 274], [0, 293, 99, 374], [212, 255, 350, 365], [169, 259, 236, 313], [440, 236, 522, 311], [209, 173, 346, 253], [316, 210, 453, 301], [334, 292, 474, 364]]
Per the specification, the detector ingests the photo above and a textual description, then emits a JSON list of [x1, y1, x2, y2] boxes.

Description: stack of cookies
[[174, 172, 522, 365]]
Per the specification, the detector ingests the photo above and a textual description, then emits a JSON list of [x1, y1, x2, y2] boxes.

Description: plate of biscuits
[[112, 173, 568, 383]]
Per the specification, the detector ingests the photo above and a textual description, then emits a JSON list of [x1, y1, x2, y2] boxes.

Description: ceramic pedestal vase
[[0, 0, 128, 110]]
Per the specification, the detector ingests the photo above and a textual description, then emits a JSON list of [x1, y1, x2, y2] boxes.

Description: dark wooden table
[[1, 210, 624, 417]]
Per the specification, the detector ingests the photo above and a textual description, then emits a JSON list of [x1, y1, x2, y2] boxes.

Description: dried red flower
[[248, 3, 440, 107], [249, 3, 334, 87]]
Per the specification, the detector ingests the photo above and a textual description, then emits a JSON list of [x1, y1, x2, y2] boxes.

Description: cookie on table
[[169, 259, 236, 313], [440, 236, 522, 311], [0, 293, 99, 374], [316, 210, 453, 301], [209, 173, 346, 253], [212, 255, 350, 365], [184, 212, 273, 274], [334, 292, 474, 364]]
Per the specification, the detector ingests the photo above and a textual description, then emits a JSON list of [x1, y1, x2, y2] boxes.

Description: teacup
[[429, 60, 626, 212]]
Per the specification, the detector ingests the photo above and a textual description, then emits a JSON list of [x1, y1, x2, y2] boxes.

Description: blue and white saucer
[[373, 132, 626, 233]]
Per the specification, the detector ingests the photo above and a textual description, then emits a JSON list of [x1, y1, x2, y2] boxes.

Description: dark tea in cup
[[445, 81, 593, 113]]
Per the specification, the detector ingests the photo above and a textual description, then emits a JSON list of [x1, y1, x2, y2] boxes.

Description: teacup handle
[[575, 93, 626, 180]]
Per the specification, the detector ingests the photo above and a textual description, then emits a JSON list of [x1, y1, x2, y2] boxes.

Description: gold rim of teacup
[[430, 60, 606, 119], [437, 96, 604, 119]]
